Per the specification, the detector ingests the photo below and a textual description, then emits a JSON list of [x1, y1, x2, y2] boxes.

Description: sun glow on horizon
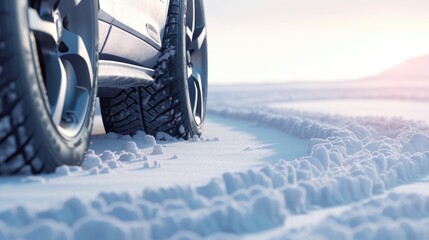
[[205, 0, 429, 83]]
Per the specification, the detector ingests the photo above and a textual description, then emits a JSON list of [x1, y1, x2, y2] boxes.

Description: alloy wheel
[[185, 0, 208, 125], [28, 0, 96, 137]]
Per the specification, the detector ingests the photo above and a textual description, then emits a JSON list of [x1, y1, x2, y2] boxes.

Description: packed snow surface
[[271, 99, 429, 122], [1, 81, 429, 239]]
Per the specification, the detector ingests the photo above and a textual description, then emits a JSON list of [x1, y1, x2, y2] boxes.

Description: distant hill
[[362, 54, 429, 81]]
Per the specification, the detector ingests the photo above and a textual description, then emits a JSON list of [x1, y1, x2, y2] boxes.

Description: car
[[0, 0, 208, 174]]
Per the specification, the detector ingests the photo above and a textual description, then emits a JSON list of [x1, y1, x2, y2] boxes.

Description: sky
[[204, 0, 429, 84]]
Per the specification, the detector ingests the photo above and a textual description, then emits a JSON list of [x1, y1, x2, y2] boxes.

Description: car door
[[99, 0, 169, 68], [112, 0, 169, 49]]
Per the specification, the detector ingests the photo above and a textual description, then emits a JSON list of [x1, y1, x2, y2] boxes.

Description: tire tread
[[100, 0, 194, 139]]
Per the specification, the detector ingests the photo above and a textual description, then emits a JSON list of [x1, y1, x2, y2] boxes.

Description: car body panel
[[98, 0, 169, 87]]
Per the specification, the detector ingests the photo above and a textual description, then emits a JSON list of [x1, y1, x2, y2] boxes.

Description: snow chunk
[[55, 166, 71, 176], [157, 45, 176, 62], [69, 166, 82, 173], [118, 153, 136, 162], [153, 161, 161, 168], [191, 135, 200, 142], [403, 133, 429, 154], [179, 125, 185, 134], [106, 160, 122, 169], [141, 160, 161, 169], [100, 151, 117, 162], [82, 154, 103, 170], [131, 131, 146, 142], [142, 162, 150, 169], [86, 149, 95, 155], [89, 167, 99, 175], [21, 220, 72, 240], [151, 145, 164, 155], [156, 132, 177, 141], [311, 145, 331, 170], [143, 135, 157, 146], [100, 166, 112, 174], [121, 142, 140, 154], [74, 216, 130, 240]]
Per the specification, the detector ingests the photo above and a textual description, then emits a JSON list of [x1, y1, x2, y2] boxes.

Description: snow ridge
[[210, 107, 429, 196], [0, 180, 286, 239], [282, 193, 429, 240]]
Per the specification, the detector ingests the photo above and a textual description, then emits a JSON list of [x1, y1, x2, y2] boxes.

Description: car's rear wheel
[[0, 0, 98, 174], [99, 0, 208, 139]]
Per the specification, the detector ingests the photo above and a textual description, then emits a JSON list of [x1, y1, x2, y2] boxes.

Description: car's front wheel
[[0, 0, 98, 174], [100, 0, 208, 139]]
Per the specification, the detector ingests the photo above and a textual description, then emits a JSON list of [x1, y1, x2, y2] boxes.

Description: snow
[[21, 176, 46, 184], [55, 166, 71, 176], [2, 81, 429, 239], [272, 99, 429, 122], [81, 154, 103, 170], [151, 144, 164, 155]]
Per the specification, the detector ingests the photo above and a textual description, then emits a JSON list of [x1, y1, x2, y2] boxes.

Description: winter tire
[[100, 0, 208, 139], [0, 0, 98, 174]]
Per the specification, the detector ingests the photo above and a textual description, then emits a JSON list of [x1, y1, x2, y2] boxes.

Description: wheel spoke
[[59, 29, 93, 83], [28, 8, 58, 44], [195, 75, 204, 122], [43, 53, 68, 126], [56, 0, 83, 16], [186, 0, 195, 47], [186, 27, 193, 47], [51, 60, 68, 125], [186, 0, 195, 34], [187, 26, 206, 52], [188, 68, 204, 123]]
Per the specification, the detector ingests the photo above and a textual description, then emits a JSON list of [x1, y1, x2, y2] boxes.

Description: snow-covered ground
[[1, 81, 429, 239], [271, 99, 429, 122]]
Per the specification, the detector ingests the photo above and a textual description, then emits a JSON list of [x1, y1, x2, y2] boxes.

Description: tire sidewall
[[14, 0, 98, 171], [178, 0, 204, 137]]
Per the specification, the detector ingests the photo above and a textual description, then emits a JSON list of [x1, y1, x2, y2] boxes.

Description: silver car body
[[98, 0, 170, 87]]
